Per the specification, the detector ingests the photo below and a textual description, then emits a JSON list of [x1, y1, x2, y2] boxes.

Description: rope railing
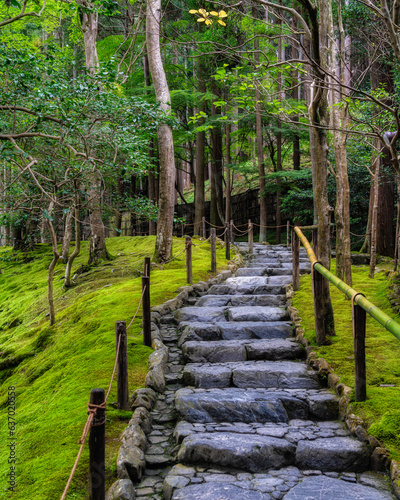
[[292, 225, 400, 402]]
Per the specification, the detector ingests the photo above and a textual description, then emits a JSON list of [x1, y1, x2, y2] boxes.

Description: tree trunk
[[225, 122, 232, 224], [306, 0, 336, 341], [146, 0, 176, 262], [46, 202, 60, 325], [210, 83, 224, 227], [88, 169, 110, 264], [61, 208, 74, 263], [369, 154, 379, 278], [253, 15, 267, 242], [82, 10, 99, 75], [332, 0, 352, 285], [64, 201, 81, 288]]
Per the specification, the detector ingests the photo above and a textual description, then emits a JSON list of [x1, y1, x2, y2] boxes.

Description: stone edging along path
[[105, 244, 399, 500]]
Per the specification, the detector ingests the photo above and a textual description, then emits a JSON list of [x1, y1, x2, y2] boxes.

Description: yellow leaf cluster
[[188, 8, 227, 27]]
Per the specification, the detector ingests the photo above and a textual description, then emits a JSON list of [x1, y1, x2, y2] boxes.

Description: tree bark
[[88, 169, 110, 264], [332, 0, 352, 285], [253, 12, 267, 242], [81, 10, 99, 75], [147, 0, 176, 262], [61, 208, 74, 263], [64, 201, 81, 288]]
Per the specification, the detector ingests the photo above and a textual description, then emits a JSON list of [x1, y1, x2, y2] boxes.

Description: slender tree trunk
[[64, 200, 81, 288], [146, 0, 176, 262], [332, 0, 352, 285], [88, 169, 110, 264], [253, 12, 267, 242], [194, 77, 206, 235], [61, 208, 73, 263], [46, 201, 59, 325], [225, 122, 232, 224], [113, 175, 124, 237], [369, 152, 380, 278]]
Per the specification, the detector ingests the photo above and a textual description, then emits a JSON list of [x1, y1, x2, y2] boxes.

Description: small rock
[[106, 479, 136, 500]]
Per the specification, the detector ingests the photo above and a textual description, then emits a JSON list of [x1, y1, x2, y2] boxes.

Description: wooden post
[[312, 266, 326, 346], [89, 388, 105, 500], [115, 321, 129, 410], [202, 216, 206, 239], [286, 221, 290, 248], [181, 223, 184, 237], [353, 300, 367, 402], [248, 219, 253, 254], [312, 229, 318, 259], [225, 222, 230, 260], [230, 220, 234, 244], [292, 231, 300, 291], [186, 236, 193, 284], [144, 256, 151, 277], [211, 228, 217, 273], [142, 276, 151, 347]]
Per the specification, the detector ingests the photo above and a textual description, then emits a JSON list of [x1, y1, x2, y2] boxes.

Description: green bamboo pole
[[294, 226, 400, 342]]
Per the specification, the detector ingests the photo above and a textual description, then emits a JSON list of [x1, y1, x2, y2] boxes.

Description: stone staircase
[[134, 244, 394, 500]]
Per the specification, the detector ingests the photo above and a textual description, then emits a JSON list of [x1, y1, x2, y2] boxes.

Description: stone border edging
[[286, 283, 400, 499], [105, 252, 243, 499]]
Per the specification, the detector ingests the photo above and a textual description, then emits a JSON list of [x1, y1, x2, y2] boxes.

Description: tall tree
[[146, 0, 176, 262]]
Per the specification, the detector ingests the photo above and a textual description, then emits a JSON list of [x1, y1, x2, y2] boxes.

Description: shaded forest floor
[[293, 259, 400, 461], [0, 235, 229, 500]]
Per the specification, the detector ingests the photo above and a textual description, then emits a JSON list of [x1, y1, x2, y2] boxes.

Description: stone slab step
[[208, 283, 286, 295], [174, 419, 349, 443], [182, 360, 320, 390], [176, 432, 369, 473], [181, 338, 305, 363], [167, 474, 394, 500], [174, 387, 338, 423], [226, 276, 293, 287], [175, 306, 289, 324], [195, 294, 286, 308], [178, 321, 293, 344], [236, 268, 292, 277]]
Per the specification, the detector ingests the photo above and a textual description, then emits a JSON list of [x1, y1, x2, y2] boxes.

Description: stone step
[[178, 321, 293, 344], [247, 260, 310, 268], [175, 306, 289, 324], [182, 360, 320, 390], [174, 387, 338, 423], [195, 294, 286, 308], [165, 470, 394, 500], [208, 283, 286, 295], [236, 268, 292, 277], [181, 338, 305, 363], [176, 431, 370, 473]]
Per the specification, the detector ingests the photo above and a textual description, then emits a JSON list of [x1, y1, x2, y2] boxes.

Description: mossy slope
[[0, 235, 229, 500]]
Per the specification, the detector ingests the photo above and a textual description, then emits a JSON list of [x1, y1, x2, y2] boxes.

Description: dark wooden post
[[202, 216, 206, 239], [312, 229, 318, 259], [142, 276, 151, 347], [115, 321, 129, 410], [225, 222, 230, 260], [292, 231, 300, 291], [186, 236, 193, 284], [248, 219, 253, 254], [312, 266, 326, 346], [89, 388, 105, 500], [211, 228, 217, 273], [144, 256, 151, 277], [181, 223, 184, 237], [353, 300, 367, 402], [286, 221, 290, 248], [230, 220, 234, 244]]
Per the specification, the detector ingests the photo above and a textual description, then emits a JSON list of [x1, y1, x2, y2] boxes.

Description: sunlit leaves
[[188, 8, 227, 27]]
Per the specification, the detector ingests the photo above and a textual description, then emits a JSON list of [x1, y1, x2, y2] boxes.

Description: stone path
[[134, 244, 395, 500]]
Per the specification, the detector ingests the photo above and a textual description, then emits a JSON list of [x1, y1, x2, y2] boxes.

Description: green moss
[[293, 260, 400, 460], [0, 235, 230, 499]]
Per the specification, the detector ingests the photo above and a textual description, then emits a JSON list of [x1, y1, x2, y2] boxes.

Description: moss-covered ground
[[293, 259, 400, 460], [0, 235, 229, 500]]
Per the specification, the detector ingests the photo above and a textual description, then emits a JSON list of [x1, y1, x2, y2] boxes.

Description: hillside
[[0, 236, 229, 500]]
